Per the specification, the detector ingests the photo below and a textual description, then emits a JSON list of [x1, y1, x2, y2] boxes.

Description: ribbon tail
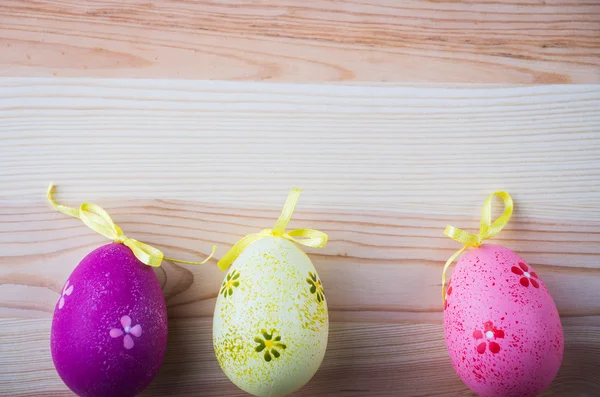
[[217, 232, 268, 271], [286, 228, 328, 248], [442, 245, 468, 302], [272, 188, 302, 236], [124, 239, 164, 268], [479, 191, 514, 240], [444, 225, 480, 247], [78, 202, 122, 240], [47, 184, 80, 219], [166, 245, 217, 265]]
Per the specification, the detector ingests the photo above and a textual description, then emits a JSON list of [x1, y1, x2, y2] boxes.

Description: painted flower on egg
[[473, 321, 505, 354], [306, 271, 325, 303], [220, 270, 241, 298], [58, 279, 74, 309], [110, 315, 143, 350], [511, 262, 540, 288], [254, 329, 287, 362]]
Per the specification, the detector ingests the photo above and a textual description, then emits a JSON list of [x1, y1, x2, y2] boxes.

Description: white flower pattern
[[110, 315, 143, 349], [58, 279, 74, 309]]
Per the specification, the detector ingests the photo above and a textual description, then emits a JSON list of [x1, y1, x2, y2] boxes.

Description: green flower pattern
[[306, 271, 325, 303], [220, 270, 240, 298], [254, 329, 287, 362]]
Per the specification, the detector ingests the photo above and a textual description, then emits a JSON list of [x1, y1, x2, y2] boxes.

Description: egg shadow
[[141, 263, 247, 397], [141, 263, 217, 396], [291, 254, 472, 397], [293, 320, 474, 397], [539, 324, 600, 396], [291, 321, 385, 397]]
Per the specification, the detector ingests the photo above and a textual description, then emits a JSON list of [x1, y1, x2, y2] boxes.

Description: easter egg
[[51, 243, 168, 397], [213, 236, 328, 397], [444, 244, 563, 397]]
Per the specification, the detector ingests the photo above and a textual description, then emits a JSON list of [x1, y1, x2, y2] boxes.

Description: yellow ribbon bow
[[217, 187, 328, 271], [441, 191, 513, 301], [47, 184, 215, 267]]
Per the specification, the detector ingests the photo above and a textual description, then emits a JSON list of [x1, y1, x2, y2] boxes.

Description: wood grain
[[1, 79, 600, 395], [1, 0, 599, 83], [1, 79, 600, 214], [2, 319, 599, 397]]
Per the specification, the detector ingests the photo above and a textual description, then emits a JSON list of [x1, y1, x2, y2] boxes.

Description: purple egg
[[51, 243, 168, 397]]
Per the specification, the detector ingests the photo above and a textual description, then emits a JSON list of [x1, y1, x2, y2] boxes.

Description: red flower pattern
[[444, 279, 453, 311], [511, 262, 539, 288], [473, 321, 504, 354]]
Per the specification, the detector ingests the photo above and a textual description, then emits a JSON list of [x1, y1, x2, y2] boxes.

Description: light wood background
[[1, 1, 600, 396], [1, 0, 600, 83], [1, 81, 600, 396]]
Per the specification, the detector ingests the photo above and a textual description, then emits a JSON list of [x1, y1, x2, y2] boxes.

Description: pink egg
[[444, 244, 563, 397], [51, 243, 168, 397]]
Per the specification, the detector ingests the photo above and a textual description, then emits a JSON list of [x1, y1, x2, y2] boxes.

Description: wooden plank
[[1, 319, 599, 396], [1, 0, 599, 83], [2, 198, 600, 319], [1, 79, 599, 212], [0, 79, 599, 395]]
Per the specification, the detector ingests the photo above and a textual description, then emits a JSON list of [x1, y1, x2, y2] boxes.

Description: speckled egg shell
[[444, 244, 563, 397], [213, 236, 328, 397], [51, 243, 168, 397]]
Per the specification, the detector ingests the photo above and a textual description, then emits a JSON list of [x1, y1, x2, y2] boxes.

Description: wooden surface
[[1, 0, 600, 83], [1, 80, 600, 396], [2, 0, 600, 395]]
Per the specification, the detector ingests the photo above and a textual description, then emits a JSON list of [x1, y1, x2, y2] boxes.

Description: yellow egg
[[213, 236, 328, 397]]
